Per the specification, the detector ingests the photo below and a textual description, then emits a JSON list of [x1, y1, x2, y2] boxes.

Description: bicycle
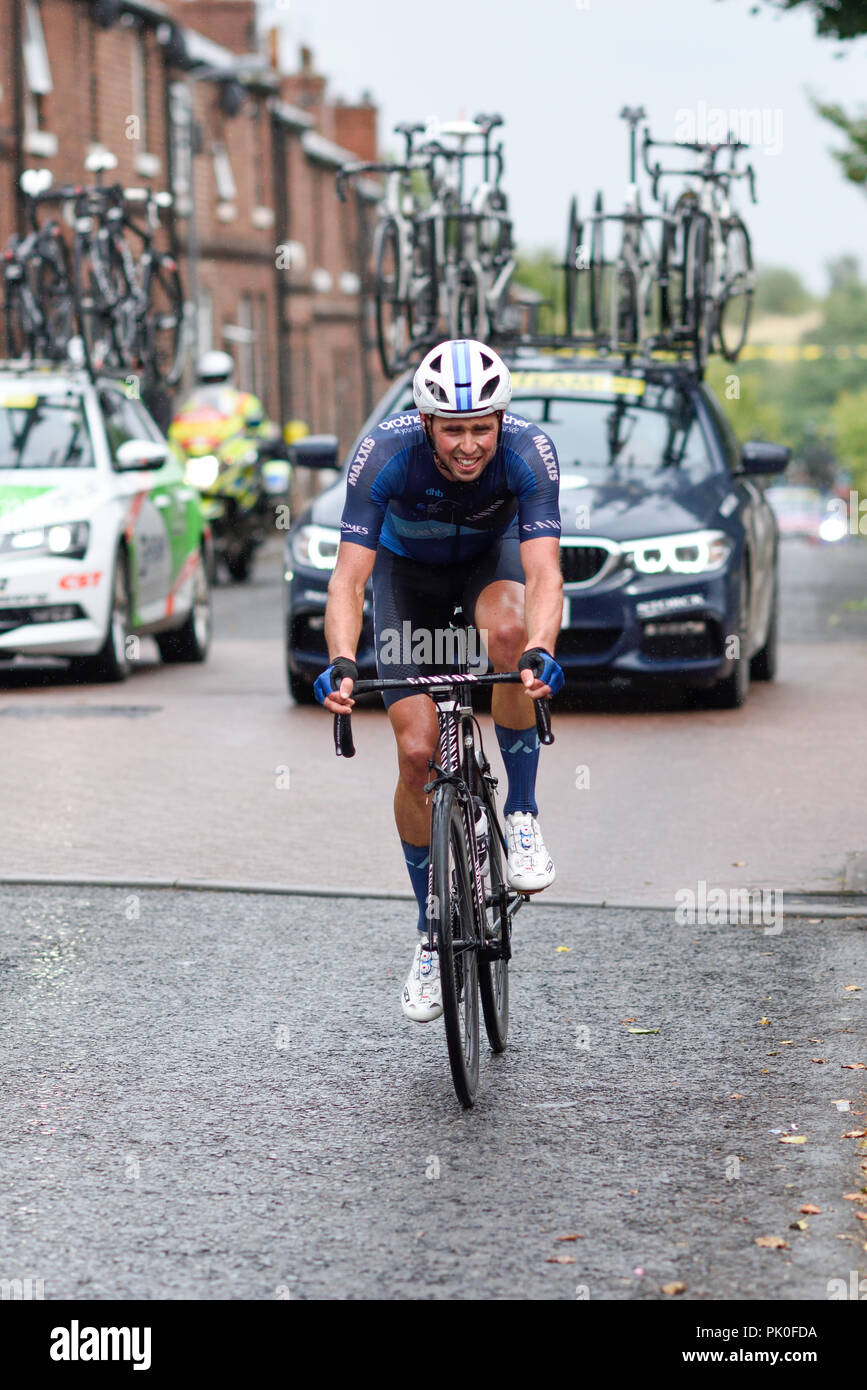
[[644, 134, 756, 366], [2, 169, 77, 361], [569, 107, 669, 353], [328, 642, 553, 1109], [72, 149, 184, 385]]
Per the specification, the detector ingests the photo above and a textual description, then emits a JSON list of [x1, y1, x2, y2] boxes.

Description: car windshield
[[388, 376, 714, 483], [0, 391, 94, 469], [510, 384, 714, 482]]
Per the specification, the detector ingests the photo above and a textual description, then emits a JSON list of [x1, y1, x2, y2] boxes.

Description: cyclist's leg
[[372, 546, 459, 931]]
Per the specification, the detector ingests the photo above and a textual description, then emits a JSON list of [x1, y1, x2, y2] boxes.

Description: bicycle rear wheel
[[3, 280, 30, 358], [684, 213, 713, 373], [430, 783, 480, 1108], [374, 217, 411, 377], [37, 230, 74, 360], [476, 770, 509, 1053], [716, 216, 753, 361]]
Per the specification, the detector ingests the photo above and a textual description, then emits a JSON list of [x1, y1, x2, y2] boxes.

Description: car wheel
[[225, 539, 255, 582], [288, 663, 316, 706], [750, 575, 778, 682], [707, 567, 751, 709], [156, 552, 212, 664], [70, 549, 131, 683]]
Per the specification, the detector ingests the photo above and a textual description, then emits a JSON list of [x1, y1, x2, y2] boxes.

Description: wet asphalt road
[[1, 883, 864, 1301]]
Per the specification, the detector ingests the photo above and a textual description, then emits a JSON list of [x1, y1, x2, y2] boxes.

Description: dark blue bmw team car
[[284, 353, 789, 708]]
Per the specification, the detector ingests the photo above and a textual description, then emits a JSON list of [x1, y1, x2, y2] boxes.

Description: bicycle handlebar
[[331, 672, 553, 759]]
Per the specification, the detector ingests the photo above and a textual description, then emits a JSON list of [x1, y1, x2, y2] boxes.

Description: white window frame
[[23, 0, 52, 96], [212, 142, 237, 203]]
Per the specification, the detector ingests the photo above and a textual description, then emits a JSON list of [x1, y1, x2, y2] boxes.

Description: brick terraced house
[[0, 0, 387, 446]]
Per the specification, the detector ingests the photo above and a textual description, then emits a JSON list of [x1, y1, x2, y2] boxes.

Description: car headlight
[[184, 455, 220, 490], [291, 524, 340, 570], [621, 530, 733, 575], [1, 521, 90, 559], [818, 515, 847, 543]]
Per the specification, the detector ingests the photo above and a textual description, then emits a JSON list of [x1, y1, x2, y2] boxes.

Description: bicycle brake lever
[[334, 712, 355, 758]]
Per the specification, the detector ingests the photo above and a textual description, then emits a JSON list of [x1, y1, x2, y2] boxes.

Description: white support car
[[0, 366, 212, 680]]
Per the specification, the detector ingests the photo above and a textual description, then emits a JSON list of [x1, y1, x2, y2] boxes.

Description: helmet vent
[[479, 351, 493, 369], [425, 377, 449, 403], [429, 353, 443, 373], [479, 375, 499, 401]]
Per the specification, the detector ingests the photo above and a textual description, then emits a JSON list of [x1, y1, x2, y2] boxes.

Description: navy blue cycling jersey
[[339, 409, 561, 565]]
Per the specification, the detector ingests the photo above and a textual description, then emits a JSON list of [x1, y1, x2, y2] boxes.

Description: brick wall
[[0, 0, 386, 448]]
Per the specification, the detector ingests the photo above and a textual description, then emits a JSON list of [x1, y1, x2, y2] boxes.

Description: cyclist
[[315, 339, 564, 1023], [169, 350, 281, 455]]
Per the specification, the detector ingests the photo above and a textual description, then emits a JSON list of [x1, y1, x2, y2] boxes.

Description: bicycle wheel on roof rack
[[374, 216, 411, 377], [564, 196, 583, 337], [684, 212, 713, 374], [659, 191, 696, 338], [3, 277, 30, 359], [140, 252, 185, 386], [716, 215, 753, 362], [588, 192, 605, 338], [37, 228, 75, 360]]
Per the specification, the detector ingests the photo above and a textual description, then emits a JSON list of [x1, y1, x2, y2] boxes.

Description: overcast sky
[[258, 0, 867, 295]]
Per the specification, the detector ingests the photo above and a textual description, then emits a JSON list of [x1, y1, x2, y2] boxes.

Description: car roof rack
[[385, 329, 705, 381]]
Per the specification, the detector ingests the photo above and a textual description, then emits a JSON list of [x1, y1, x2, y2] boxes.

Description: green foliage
[[831, 387, 867, 492], [754, 266, 813, 315], [706, 360, 785, 443], [513, 247, 564, 334], [736, 1, 867, 41]]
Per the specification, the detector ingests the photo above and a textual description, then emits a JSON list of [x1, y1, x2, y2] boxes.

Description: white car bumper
[[0, 555, 112, 656]]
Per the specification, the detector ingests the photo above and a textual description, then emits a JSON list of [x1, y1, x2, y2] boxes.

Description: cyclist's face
[[426, 413, 500, 483]]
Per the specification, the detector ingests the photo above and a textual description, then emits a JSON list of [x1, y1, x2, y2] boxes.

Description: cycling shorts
[[371, 538, 524, 708]]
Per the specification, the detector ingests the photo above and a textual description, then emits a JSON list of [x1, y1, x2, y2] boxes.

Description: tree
[[831, 387, 867, 492], [755, 266, 813, 315], [729, 1, 867, 41]]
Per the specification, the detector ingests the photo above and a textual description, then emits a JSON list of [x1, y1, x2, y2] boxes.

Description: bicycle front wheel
[[141, 253, 185, 386], [430, 783, 480, 1108], [564, 196, 582, 337], [588, 192, 605, 337]]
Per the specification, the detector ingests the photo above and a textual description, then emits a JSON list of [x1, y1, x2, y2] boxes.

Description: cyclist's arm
[[322, 540, 377, 712], [520, 536, 563, 697]]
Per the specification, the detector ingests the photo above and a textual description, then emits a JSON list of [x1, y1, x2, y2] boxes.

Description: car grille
[[640, 617, 722, 662], [0, 604, 85, 633], [557, 627, 622, 658], [559, 544, 613, 585]]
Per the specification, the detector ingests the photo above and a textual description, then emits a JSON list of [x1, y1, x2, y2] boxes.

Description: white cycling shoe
[[401, 935, 443, 1022], [504, 812, 556, 893]]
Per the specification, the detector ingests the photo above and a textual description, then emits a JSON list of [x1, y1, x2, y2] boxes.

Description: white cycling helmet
[[413, 339, 511, 418], [197, 350, 235, 384]]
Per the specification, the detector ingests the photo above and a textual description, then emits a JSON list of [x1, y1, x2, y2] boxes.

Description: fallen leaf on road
[[761, 1068, 771, 1074], [811, 1058, 828, 1064], [555, 1234, 584, 1242], [844, 985, 862, 992], [546, 1255, 575, 1263], [779, 1135, 807, 1144], [808, 1039, 824, 1044], [766, 1052, 780, 1056], [627, 1027, 660, 1035], [843, 1193, 867, 1203], [620, 1017, 637, 1023], [755, 1236, 788, 1249], [842, 1130, 867, 1139], [759, 1018, 771, 1026], [779, 1041, 795, 1046], [555, 946, 571, 953], [661, 1281, 686, 1295], [856, 1213, 867, 1224], [789, 1220, 809, 1230], [730, 1093, 744, 1099], [800, 1205, 821, 1214], [842, 1063, 867, 1070], [732, 861, 746, 867]]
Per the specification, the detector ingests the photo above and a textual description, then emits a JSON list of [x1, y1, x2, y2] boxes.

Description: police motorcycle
[[169, 352, 292, 582]]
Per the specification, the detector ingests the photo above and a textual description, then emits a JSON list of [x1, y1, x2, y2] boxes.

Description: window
[[212, 142, 237, 202], [100, 388, 149, 460], [22, 0, 57, 157], [130, 31, 150, 157], [0, 393, 93, 469]]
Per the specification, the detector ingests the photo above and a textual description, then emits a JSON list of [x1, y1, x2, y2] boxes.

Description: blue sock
[[495, 724, 540, 817], [401, 840, 430, 933]]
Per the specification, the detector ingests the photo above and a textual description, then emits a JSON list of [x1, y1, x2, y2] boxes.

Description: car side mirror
[[737, 442, 790, 477], [115, 439, 170, 471], [288, 433, 339, 470]]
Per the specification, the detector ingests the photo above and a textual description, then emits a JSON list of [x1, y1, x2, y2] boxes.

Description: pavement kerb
[[1, 875, 866, 918]]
